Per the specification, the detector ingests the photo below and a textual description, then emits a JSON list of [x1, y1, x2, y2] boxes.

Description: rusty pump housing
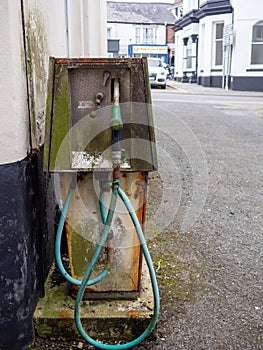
[[44, 58, 159, 348]]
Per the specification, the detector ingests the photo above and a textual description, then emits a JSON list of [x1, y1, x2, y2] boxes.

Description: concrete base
[[33, 261, 154, 343]]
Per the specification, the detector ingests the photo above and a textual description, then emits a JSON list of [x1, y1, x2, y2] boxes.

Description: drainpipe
[[65, 0, 70, 57], [229, 7, 234, 90], [80, 0, 85, 57], [20, 0, 33, 152], [182, 37, 189, 82], [223, 7, 234, 90]]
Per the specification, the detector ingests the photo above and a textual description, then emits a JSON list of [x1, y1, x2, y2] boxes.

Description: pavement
[[166, 79, 263, 97]]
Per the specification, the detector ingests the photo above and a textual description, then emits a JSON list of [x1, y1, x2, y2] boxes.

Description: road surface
[[32, 84, 263, 349]]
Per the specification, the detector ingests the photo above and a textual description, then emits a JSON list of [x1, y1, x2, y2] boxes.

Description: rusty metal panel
[[59, 172, 147, 294]]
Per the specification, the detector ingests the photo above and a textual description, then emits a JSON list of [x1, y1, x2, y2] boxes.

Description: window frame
[[143, 27, 154, 45], [251, 20, 263, 66], [135, 27, 141, 44], [213, 21, 224, 67], [186, 37, 193, 70], [107, 27, 112, 40], [135, 25, 155, 45]]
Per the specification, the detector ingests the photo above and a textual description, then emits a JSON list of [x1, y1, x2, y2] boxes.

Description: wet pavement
[[30, 83, 263, 349]]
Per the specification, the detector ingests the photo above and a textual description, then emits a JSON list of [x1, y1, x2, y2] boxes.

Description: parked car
[[147, 57, 167, 89]]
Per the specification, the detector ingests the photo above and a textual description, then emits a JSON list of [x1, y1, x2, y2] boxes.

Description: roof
[[107, 2, 176, 25]]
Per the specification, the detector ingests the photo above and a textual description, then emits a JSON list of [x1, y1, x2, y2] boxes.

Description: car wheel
[[161, 85, 166, 89]]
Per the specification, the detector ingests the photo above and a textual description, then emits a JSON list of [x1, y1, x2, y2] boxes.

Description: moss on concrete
[[148, 231, 202, 303], [34, 264, 154, 342]]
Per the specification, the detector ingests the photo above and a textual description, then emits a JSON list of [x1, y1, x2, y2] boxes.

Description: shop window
[[251, 21, 263, 64]]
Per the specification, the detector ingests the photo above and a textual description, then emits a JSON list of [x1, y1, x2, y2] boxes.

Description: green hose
[[55, 76, 159, 348], [55, 178, 159, 349]]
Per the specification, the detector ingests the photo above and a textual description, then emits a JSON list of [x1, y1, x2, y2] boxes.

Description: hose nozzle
[[111, 79, 123, 131]]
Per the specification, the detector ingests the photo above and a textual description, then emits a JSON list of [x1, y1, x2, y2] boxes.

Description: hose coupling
[[112, 165, 120, 181], [112, 150, 121, 166]]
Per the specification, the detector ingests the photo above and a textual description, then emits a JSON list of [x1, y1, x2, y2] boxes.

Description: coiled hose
[[55, 176, 159, 349]]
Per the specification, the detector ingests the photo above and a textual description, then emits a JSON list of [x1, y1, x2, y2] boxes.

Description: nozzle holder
[[44, 57, 157, 173]]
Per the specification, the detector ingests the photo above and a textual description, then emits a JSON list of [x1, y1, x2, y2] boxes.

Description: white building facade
[[174, 0, 263, 91], [108, 22, 167, 57], [107, 2, 175, 60], [230, 0, 263, 90]]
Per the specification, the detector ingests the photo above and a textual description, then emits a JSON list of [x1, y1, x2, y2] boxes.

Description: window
[[179, 7, 183, 17], [143, 28, 154, 44], [214, 22, 224, 66], [135, 27, 140, 43], [251, 21, 263, 64], [107, 28, 112, 39], [186, 37, 192, 69], [175, 6, 183, 18]]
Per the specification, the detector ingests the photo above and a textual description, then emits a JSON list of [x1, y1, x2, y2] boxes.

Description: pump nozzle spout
[[111, 79, 123, 131]]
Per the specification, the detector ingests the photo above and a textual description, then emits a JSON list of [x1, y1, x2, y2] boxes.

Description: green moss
[[49, 68, 71, 170], [148, 231, 202, 303], [25, 8, 48, 146]]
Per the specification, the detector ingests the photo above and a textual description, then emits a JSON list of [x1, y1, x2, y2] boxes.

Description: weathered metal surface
[[59, 171, 147, 294], [44, 58, 156, 296], [44, 57, 157, 172], [44, 62, 72, 171]]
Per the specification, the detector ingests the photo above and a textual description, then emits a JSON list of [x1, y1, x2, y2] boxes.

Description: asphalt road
[[31, 84, 263, 349], [139, 84, 263, 349]]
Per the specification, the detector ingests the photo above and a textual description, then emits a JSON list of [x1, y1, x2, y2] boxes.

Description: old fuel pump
[[44, 58, 159, 349]]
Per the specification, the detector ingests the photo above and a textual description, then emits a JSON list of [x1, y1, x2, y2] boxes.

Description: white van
[[147, 57, 167, 89]]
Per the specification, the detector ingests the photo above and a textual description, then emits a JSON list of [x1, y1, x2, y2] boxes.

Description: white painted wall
[[231, 0, 262, 19], [82, 0, 107, 57], [0, 0, 107, 164], [175, 0, 263, 86], [0, 1, 29, 164], [174, 31, 183, 78], [107, 22, 167, 56], [198, 13, 232, 77], [230, 0, 263, 77], [183, 0, 199, 14], [108, 23, 133, 56]]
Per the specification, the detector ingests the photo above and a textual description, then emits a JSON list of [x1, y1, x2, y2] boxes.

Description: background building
[[174, 0, 263, 91], [0, 1, 107, 349], [107, 1, 176, 64]]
